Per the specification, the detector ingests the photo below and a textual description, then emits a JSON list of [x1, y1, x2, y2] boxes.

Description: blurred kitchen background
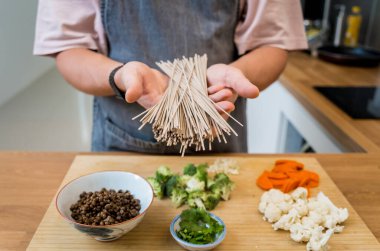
[[0, 0, 379, 153], [302, 0, 380, 49]]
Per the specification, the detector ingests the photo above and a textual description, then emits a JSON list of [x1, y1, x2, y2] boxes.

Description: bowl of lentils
[[55, 171, 154, 241]]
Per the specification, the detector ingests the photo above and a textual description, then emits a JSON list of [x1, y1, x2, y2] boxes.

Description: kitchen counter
[[1, 152, 379, 250], [280, 52, 380, 153]]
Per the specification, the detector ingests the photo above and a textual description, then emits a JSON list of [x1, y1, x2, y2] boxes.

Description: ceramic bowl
[[170, 212, 226, 251], [56, 171, 153, 241]]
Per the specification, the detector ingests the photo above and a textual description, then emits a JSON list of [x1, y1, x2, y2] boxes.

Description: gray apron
[[92, 0, 247, 153]]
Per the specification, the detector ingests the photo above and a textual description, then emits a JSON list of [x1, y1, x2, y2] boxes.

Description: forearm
[[231, 46, 288, 91], [55, 48, 122, 96]]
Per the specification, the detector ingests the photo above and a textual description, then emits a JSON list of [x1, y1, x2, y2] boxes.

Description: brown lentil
[[70, 188, 141, 226]]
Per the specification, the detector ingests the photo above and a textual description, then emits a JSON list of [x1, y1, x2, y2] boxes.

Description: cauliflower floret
[[264, 203, 282, 223], [301, 215, 320, 229], [265, 189, 290, 203], [291, 187, 308, 200], [273, 208, 300, 231], [308, 199, 329, 215], [258, 188, 349, 251], [277, 200, 293, 214], [307, 193, 348, 231], [333, 225, 344, 233], [293, 199, 309, 217], [315, 192, 349, 229], [290, 222, 313, 242], [306, 227, 334, 251], [259, 189, 294, 215], [258, 201, 267, 214], [307, 211, 324, 226]]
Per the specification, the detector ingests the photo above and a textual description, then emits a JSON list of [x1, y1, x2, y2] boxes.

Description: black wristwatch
[[109, 64, 126, 101]]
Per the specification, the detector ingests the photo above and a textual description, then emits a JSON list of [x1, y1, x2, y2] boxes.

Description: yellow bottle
[[344, 6, 362, 47]]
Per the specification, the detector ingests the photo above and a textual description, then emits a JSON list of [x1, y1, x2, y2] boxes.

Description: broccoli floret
[[194, 164, 208, 183], [178, 174, 192, 187], [209, 173, 235, 201], [170, 188, 188, 208], [183, 163, 197, 176], [184, 164, 208, 192], [147, 177, 164, 199], [203, 192, 221, 210], [188, 197, 206, 210], [155, 165, 173, 184], [165, 175, 179, 197], [187, 191, 207, 209], [207, 176, 215, 189], [185, 176, 205, 192]]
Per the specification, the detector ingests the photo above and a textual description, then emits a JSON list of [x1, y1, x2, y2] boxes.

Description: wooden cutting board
[[27, 155, 380, 250]]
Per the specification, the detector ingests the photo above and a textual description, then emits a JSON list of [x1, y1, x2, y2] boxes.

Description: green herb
[[176, 208, 224, 244]]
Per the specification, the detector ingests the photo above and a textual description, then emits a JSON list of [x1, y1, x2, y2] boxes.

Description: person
[[34, 0, 307, 154]]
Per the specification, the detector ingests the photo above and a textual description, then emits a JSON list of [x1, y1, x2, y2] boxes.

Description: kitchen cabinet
[[247, 81, 344, 153]]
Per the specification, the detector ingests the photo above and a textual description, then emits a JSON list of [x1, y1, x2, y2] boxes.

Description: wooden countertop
[[280, 52, 380, 153], [1, 152, 379, 250]]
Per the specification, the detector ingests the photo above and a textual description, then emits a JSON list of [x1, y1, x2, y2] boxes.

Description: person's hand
[[207, 64, 259, 119], [115, 61, 169, 109]]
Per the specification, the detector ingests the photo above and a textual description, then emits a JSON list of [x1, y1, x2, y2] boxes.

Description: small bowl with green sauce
[[170, 209, 226, 251]]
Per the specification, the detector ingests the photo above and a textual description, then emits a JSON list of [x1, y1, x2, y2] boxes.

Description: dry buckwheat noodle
[[133, 54, 242, 156]]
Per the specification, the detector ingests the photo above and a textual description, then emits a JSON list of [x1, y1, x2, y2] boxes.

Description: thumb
[[123, 71, 143, 103], [225, 69, 259, 99]]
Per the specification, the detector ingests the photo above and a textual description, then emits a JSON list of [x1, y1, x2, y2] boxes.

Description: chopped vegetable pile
[[259, 187, 349, 251], [257, 160, 319, 194], [147, 163, 234, 210], [208, 158, 240, 174], [176, 208, 224, 245]]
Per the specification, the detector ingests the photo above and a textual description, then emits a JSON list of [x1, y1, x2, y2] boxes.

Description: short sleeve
[[235, 0, 308, 55], [33, 0, 107, 56]]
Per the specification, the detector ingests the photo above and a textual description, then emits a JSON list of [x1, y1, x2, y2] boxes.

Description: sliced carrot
[[306, 187, 311, 197], [308, 180, 319, 188], [272, 164, 298, 173], [257, 160, 319, 193], [287, 172, 304, 179], [256, 171, 273, 190], [299, 176, 312, 187], [282, 178, 300, 193], [267, 172, 288, 179], [268, 178, 286, 189], [275, 160, 304, 169], [307, 171, 319, 182]]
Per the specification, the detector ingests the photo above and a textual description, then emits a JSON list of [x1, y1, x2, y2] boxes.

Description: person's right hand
[[115, 61, 169, 109]]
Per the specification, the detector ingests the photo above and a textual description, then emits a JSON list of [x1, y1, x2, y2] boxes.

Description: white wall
[[0, 68, 93, 151], [0, 0, 53, 107]]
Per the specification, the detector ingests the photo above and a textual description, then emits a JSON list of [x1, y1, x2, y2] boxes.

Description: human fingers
[[208, 88, 234, 103], [207, 84, 225, 95], [215, 100, 235, 114], [224, 67, 259, 99]]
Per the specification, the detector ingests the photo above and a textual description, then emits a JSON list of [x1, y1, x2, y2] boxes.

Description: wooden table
[[280, 52, 380, 153], [1, 152, 379, 250]]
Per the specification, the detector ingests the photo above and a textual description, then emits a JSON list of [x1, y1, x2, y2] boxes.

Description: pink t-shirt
[[34, 0, 308, 56]]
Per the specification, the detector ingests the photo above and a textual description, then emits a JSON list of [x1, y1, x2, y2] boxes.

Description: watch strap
[[109, 64, 126, 101]]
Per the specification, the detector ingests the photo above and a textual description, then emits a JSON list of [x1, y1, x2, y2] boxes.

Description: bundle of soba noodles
[[133, 54, 242, 156]]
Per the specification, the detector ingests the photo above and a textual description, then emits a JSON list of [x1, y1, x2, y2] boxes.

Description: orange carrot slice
[[257, 160, 319, 193], [256, 171, 273, 190], [267, 172, 288, 179], [275, 160, 304, 169]]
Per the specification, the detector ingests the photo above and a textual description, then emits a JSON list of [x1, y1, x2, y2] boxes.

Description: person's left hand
[[207, 64, 259, 120]]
